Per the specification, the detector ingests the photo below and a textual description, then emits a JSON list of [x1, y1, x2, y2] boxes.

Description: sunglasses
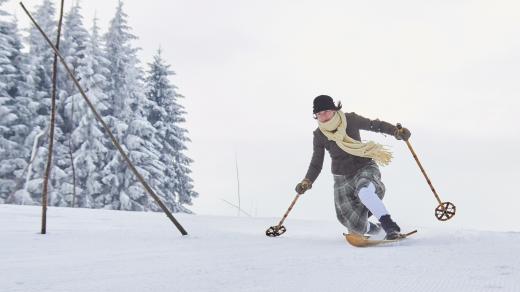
[[313, 110, 335, 120]]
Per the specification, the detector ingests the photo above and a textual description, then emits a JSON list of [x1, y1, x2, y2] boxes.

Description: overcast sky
[[5, 0, 520, 232]]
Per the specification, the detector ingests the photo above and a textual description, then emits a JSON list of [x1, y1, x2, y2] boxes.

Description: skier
[[295, 95, 411, 240]]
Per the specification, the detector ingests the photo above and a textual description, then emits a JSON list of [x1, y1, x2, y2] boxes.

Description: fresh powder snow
[[1, 204, 519, 292]]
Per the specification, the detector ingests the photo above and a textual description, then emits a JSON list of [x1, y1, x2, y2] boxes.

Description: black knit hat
[[313, 95, 342, 114]]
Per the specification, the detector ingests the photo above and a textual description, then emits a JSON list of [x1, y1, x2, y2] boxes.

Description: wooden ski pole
[[20, 2, 188, 235], [266, 193, 302, 237], [396, 124, 456, 221], [276, 193, 301, 228]]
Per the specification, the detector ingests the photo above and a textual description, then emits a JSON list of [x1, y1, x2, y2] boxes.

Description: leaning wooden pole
[[20, 2, 188, 235], [41, 0, 65, 235]]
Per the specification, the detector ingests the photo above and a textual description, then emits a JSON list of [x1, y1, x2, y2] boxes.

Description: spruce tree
[[102, 0, 149, 210], [0, 0, 32, 204], [145, 49, 198, 213], [51, 2, 92, 207], [19, 0, 60, 204], [71, 15, 111, 208]]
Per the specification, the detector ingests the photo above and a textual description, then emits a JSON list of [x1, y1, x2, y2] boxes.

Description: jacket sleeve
[[351, 112, 397, 136], [304, 131, 325, 183]]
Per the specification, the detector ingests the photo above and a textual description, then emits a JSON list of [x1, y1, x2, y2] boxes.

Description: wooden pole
[[41, 0, 65, 235]]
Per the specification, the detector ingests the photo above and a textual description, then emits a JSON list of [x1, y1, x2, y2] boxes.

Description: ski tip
[[405, 230, 418, 236]]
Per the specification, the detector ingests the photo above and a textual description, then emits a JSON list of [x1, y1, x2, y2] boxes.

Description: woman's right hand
[[295, 178, 312, 194]]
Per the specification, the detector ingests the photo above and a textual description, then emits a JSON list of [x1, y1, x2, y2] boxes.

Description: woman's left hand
[[394, 126, 411, 141]]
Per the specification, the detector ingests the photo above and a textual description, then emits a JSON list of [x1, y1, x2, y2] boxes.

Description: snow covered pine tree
[[145, 49, 198, 213], [0, 0, 32, 204]]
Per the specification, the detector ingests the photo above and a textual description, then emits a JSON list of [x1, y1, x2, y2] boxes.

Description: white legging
[[358, 182, 389, 221]]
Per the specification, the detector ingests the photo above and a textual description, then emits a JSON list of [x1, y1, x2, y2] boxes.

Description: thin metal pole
[[235, 151, 240, 217], [221, 199, 252, 217], [20, 2, 188, 236], [68, 98, 77, 207]]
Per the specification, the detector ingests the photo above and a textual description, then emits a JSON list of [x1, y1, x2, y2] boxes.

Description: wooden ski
[[343, 230, 418, 247]]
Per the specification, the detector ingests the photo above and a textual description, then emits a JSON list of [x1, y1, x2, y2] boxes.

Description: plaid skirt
[[333, 162, 386, 234]]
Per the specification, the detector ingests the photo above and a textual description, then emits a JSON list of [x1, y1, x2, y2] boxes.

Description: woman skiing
[[295, 95, 411, 240]]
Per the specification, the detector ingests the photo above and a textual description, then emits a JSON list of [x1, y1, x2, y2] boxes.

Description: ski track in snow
[[1, 205, 519, 292]]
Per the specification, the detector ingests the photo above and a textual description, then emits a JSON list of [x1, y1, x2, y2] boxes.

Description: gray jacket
[[304, 112, 397, 182]]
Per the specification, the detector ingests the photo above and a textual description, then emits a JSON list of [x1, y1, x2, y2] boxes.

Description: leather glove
[[295, 178, 312, 194], [394, 125, 411, 141]]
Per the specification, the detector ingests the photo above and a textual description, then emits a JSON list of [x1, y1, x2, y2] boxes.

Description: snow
[[1, 204, 519, 292]]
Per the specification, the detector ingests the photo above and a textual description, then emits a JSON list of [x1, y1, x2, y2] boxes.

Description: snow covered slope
[[1, 204, 519, 292]]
